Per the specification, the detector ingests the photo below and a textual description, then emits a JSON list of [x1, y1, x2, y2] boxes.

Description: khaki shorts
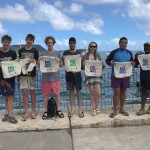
[[20, 76, 36, 89]]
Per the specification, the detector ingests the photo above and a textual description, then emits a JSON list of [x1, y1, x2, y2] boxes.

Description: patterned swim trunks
[[0, 80, 15, 97]]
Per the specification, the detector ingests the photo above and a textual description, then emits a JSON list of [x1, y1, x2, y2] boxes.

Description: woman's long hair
[[88, 42, 98, 60]]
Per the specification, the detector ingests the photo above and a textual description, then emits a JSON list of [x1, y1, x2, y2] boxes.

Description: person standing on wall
[[106, 37, 135, 118], [63, 37, 84, 118], [18, 34, 39, 121], [0, 35, 18, 124], [82, 42, 102, 116], [39, 36, 64, 119], [134, 42, 150, 115]]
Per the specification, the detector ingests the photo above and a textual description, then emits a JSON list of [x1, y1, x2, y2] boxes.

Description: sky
[[0, 0, 150, 51]]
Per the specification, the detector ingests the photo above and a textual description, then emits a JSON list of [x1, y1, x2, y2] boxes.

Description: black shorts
[[66, 72, 82, 91], [140, 79, 150, 91]]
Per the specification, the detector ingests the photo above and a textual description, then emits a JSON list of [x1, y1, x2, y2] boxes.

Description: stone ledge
[[0, 109, 69, 132], [0, 105, 150, 132], [71, 105, 150, 128]]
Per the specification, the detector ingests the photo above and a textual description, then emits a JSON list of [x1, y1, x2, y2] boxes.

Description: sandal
[[2, 114, 9, 122], [109, 112, 117, 118], [56, 110, 64, 118], [30, 113, 37, 119], [42, 112, 48, 120], [96, 109, 101, 115], [119, 111, 129, 116], [68, 112, 74, 117], [21, 115, 29, 122], [79, 112, 84, 118], [91, 110, 96, 116], [8, 115, 18, 124]]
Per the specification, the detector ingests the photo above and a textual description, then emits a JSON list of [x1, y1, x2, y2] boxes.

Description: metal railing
[[0, 67, 146, 111]]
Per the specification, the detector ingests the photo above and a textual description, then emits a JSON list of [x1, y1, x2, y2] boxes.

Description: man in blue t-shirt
[[106, 37, 135, 118], [134, 42, 150, 115]]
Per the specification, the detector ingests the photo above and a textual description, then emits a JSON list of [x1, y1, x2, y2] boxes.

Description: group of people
[[0, 34, 150, 124]]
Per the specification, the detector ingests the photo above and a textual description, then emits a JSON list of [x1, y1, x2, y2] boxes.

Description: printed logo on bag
[[142, 59, 149, 66], [70, 59, 76, 66], [119, 66, 126, 74], [45, 60, 52, 67], [90, 66, 96, 72], [25, 63, 30, 69], [8, 66, 15, 73]]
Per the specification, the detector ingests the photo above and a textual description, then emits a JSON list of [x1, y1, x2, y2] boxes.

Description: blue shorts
[[0, 80, 15, 97]]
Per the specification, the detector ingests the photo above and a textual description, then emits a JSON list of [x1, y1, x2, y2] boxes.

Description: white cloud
[[26, 0, 104, 34], [81, 40, 88, 46], [54, 1, 64, 9], [126, 0, 150, 36], [138, 24, 150, 36], [0, 23, 7, 35], [74, 0, 125, 5], [128, 40, 137, 46], [69, 3, 83, 14], [27, 0, 75, 30], [56, 39, 68, 47], [103, 38, 143, 51], [19, 40, 26, 45], [127, 0, 150, 20], [35, 33, 43, 40], [112, 9, 126, 17], [77, 18, 104, 34], [105, 38, 137, 46], [0, 4, 31, 22]]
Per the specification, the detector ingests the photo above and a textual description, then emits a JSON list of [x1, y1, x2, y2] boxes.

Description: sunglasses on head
[[90, 45, 96, 48]]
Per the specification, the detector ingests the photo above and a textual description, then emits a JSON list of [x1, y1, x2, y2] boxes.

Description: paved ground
[[0, 130, 73, 150], [0, 126, 150, 150], [73, 126, 150, 150], [0, 105, 150, 150]]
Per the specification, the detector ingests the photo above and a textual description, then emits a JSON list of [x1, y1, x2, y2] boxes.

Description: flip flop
[[119, 111, 129, 116], [96, 109, 101, 115], [68, 112, 74, 117], [42, 112, 48, 120], [30, 113, 37, 119], [79, 112, 84, 118], [21, 115, 29, 122], [56, 110, 64, 118], [109, 112, 117, 118]]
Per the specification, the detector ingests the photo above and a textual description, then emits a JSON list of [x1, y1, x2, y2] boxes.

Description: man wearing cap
[[134, 42, 150, 115], [62, 37, 84, 118]]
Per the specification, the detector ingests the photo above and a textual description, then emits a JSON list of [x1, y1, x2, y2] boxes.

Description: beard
[[70, 46, 75, 51]]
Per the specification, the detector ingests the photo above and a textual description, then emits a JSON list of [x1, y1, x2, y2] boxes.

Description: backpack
[[47, 97, 57, 118]]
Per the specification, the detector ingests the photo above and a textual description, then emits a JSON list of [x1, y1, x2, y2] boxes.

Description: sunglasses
[[90, 46, 96, 48]]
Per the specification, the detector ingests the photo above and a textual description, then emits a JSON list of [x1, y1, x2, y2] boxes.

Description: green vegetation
[[0, 44, 87, 54]]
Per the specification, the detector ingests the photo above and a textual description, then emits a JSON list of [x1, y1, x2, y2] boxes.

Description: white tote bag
[[85, 60, 102, 76], [40, 56, 59, 73], [20, 58, 36, 75], [138, 54, 150, 70], [114, 62, 132, 78], [63, 54, 81, 72], [1, 60, 21, 78]]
